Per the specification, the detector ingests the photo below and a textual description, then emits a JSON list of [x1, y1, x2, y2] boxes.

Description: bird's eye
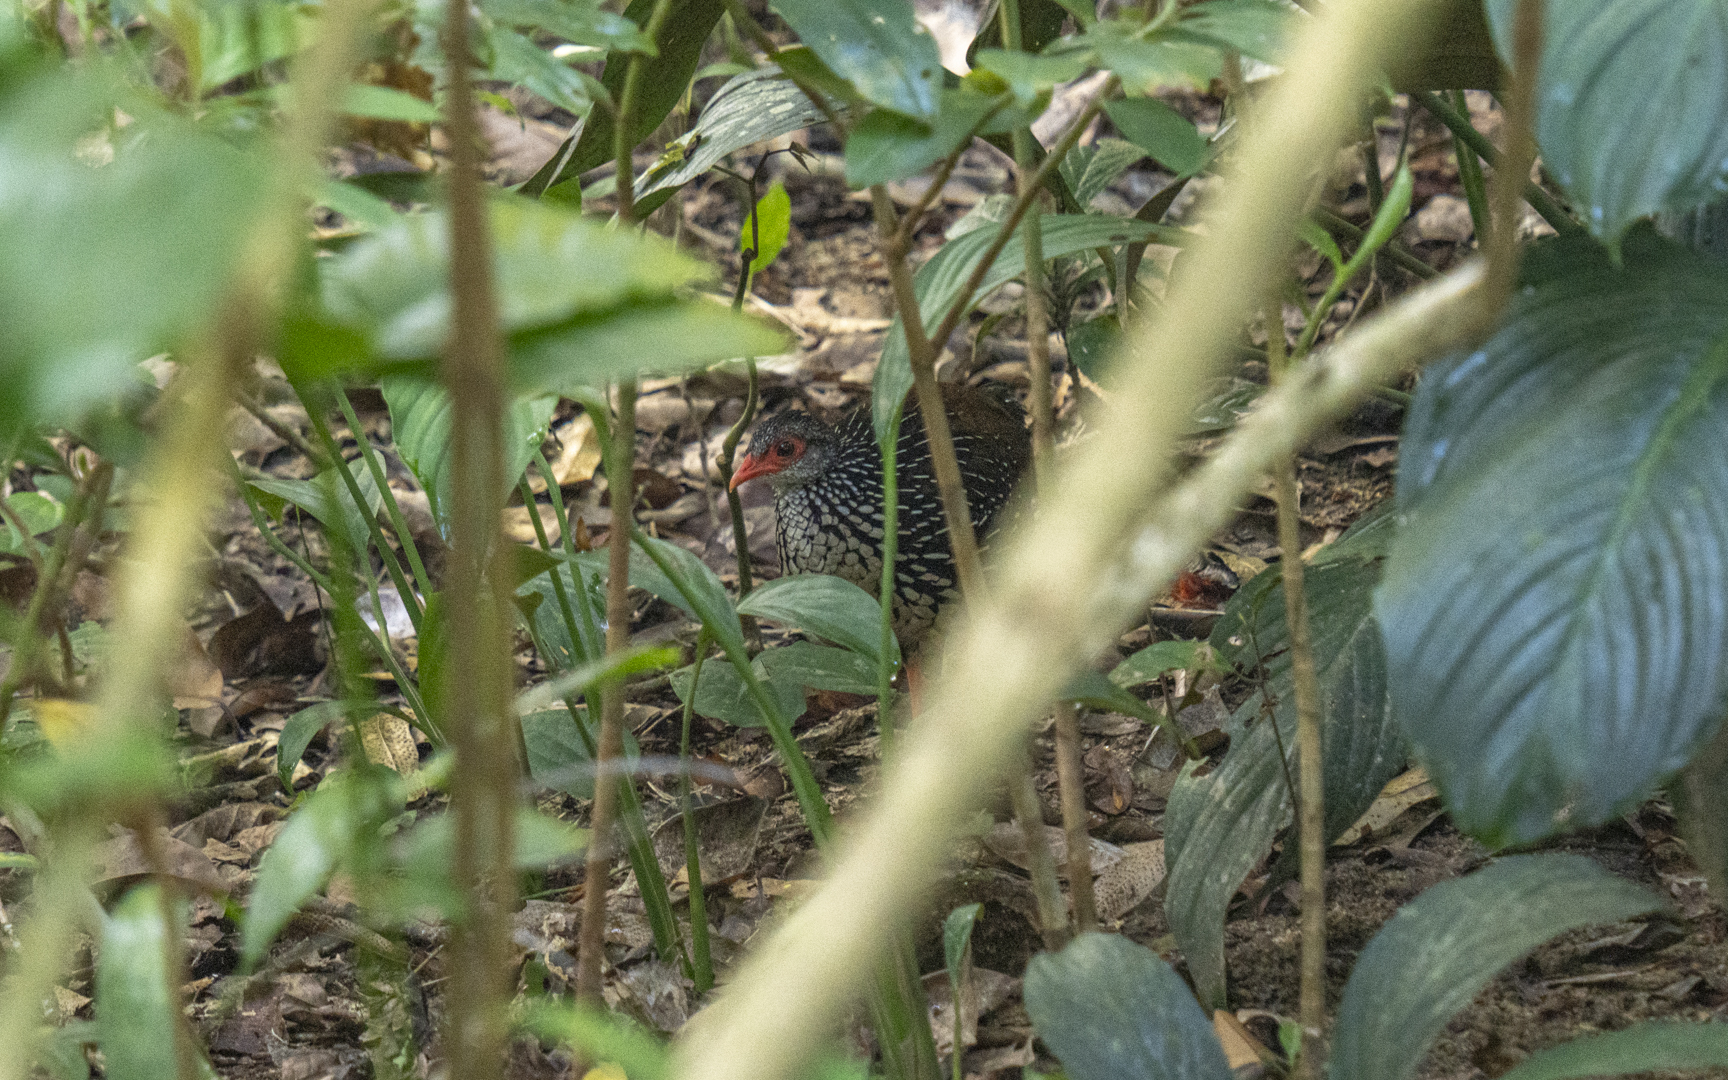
[[774, 439, 796, 457]]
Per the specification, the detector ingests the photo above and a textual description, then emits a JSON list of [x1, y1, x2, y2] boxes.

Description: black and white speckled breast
[[772, 407, 1024, 643]]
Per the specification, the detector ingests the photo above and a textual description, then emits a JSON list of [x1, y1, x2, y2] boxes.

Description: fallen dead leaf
[[1094, 839, 1166, 921], [1334, 766, 1438, 847]]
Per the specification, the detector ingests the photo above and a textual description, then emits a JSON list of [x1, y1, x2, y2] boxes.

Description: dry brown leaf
[[1333, 766, 1438, 847], [550, 413, 604, 486], [357, 713, 419, 776]]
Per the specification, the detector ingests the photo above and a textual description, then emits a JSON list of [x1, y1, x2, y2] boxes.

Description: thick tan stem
[[1009, 746, 1068, 950], [1483, 0, 1543, 310], [1054, 702, 1096, 932], [441, 0, 519, 1068]]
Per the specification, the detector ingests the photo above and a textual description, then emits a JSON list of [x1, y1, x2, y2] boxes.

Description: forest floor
[[2, 77, 1724, 1080]]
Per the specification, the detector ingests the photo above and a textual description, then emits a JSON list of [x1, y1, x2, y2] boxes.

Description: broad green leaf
[[484, 25, 607, 116], [1060, 138, 1147, 209], [520, 563, 606, 665], [198, 0, 309, 90], [1024, 933, 1231, 1080], [519, 0, 726, 193], [1110, 639, 1205, 688], [1103, 97, 1209, 177], [513, 645, 680, 715], [524, 1001, 670, 1080], [319, 198, 709, 361], [875, 213, 1182, 440], [482, 0, 654, 53], [942, 903, 981, 978], [1331, 854, 1664, 1080], [1498, 1021, 1728, 1080], [1167, 546, 1404, 1008], [242, 771, 399, 968], [670, 653, 808, 727], [342, 83, 440, 122], [382, 377, 557, 535], [1064, 315, 1122, 380], [1061, 669, 1162, 725], [631, 534, 747, 657], [509, 301, 788, 391], [1487, 0, 1728, 242], [314, 178, 400, 230], [772, 0, 943, 120], [1376, 229, 1728, 845], [0, 491, 63, 554], [635, 68, 835, 208], [1083, 23, 1222, 94], [762, 640, 881, 697], [736, 574, 900, 667], [98, 886, 199, 1080], [745, 181, 792, 275], [247, 467, 383, 551], [0, 48, 268, 440], [520, 708, 640, 798], [1175, 0, 1297, 64], [845, 89, 1003, 188], [971, 48, 1088, 109], [276, 700, 347, 791]]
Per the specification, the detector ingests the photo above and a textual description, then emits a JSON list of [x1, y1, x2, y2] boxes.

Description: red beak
[[729, 452, 776, 491]]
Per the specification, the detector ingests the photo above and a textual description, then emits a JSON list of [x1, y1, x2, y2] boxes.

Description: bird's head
[[729, 411, 834, 494]]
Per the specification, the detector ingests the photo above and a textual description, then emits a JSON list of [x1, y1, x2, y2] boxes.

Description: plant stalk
[[440, 0, 519, 1066], [1267, 302, 1328, 1078], [1413, 87, 1575, 236]]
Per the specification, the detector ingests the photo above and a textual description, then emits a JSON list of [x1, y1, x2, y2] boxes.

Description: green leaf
[[1376, 229, 1728, 845], [1060, 138, 1148, 209], [762, 640, 880, 697], [1061, 669, 1161, 725], [745, 181, 792, 275], [1168, 549, 1404, 1008], [247, 468, 383, 552], [99, 885, 198, 1080], [736, 574, 900, 667], [1024, 933, 1232, 1080], [276, 701, 347, 791], [1103, 97, 1209, 177], [481, 0, 654, 53], [635, 68, 835, 208], [845, 89, 1003, 188], [1497, 1021, 1728, 1080], [485, 26, 607, 116], [0, 50, 268, 440], [523, 1001, 670, 1080], [1085, 23, 1222, 94], [1299, 217, 1345, 270], [319, 198, 709, 360], [1175, 0, 1297, 64], [242, 771, 400, 969], [632, 535, 748, 657], [971, 48, 1088, 110], [874, 213, 1182, 441], [342, 83, 440, 122], [313, 178, 400, 230], [509, 300, 790, 390], [513, 644, 681, 715], [0, 491, 63, 554], [1331, 854, 1665, 1080], [772, 0, 943, 119], [1064, 315, 1122, 381], [519, 0, 726, 194], [1110, 639, 1205, 688], [199, 0, 309, 90], [671, 653, 808, 727], [382, 377, 557, 536], [1486, 0, 1728, 242], [942, 903, 982, 978], [520, 708, 640, 799]]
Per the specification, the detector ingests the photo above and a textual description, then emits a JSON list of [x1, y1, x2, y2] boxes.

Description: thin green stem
[[1312, 208, 1437, 280], [299, 392, 423, 636], [334, 387, 433, 601], [876, 403, 903, 756], [1448, 90, 1491, 246], [1414, 88, 1578, 236], [680, 630, 715, 992]]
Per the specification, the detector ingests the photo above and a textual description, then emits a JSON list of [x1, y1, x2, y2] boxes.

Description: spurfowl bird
[[729, 383, 1032, 645]]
